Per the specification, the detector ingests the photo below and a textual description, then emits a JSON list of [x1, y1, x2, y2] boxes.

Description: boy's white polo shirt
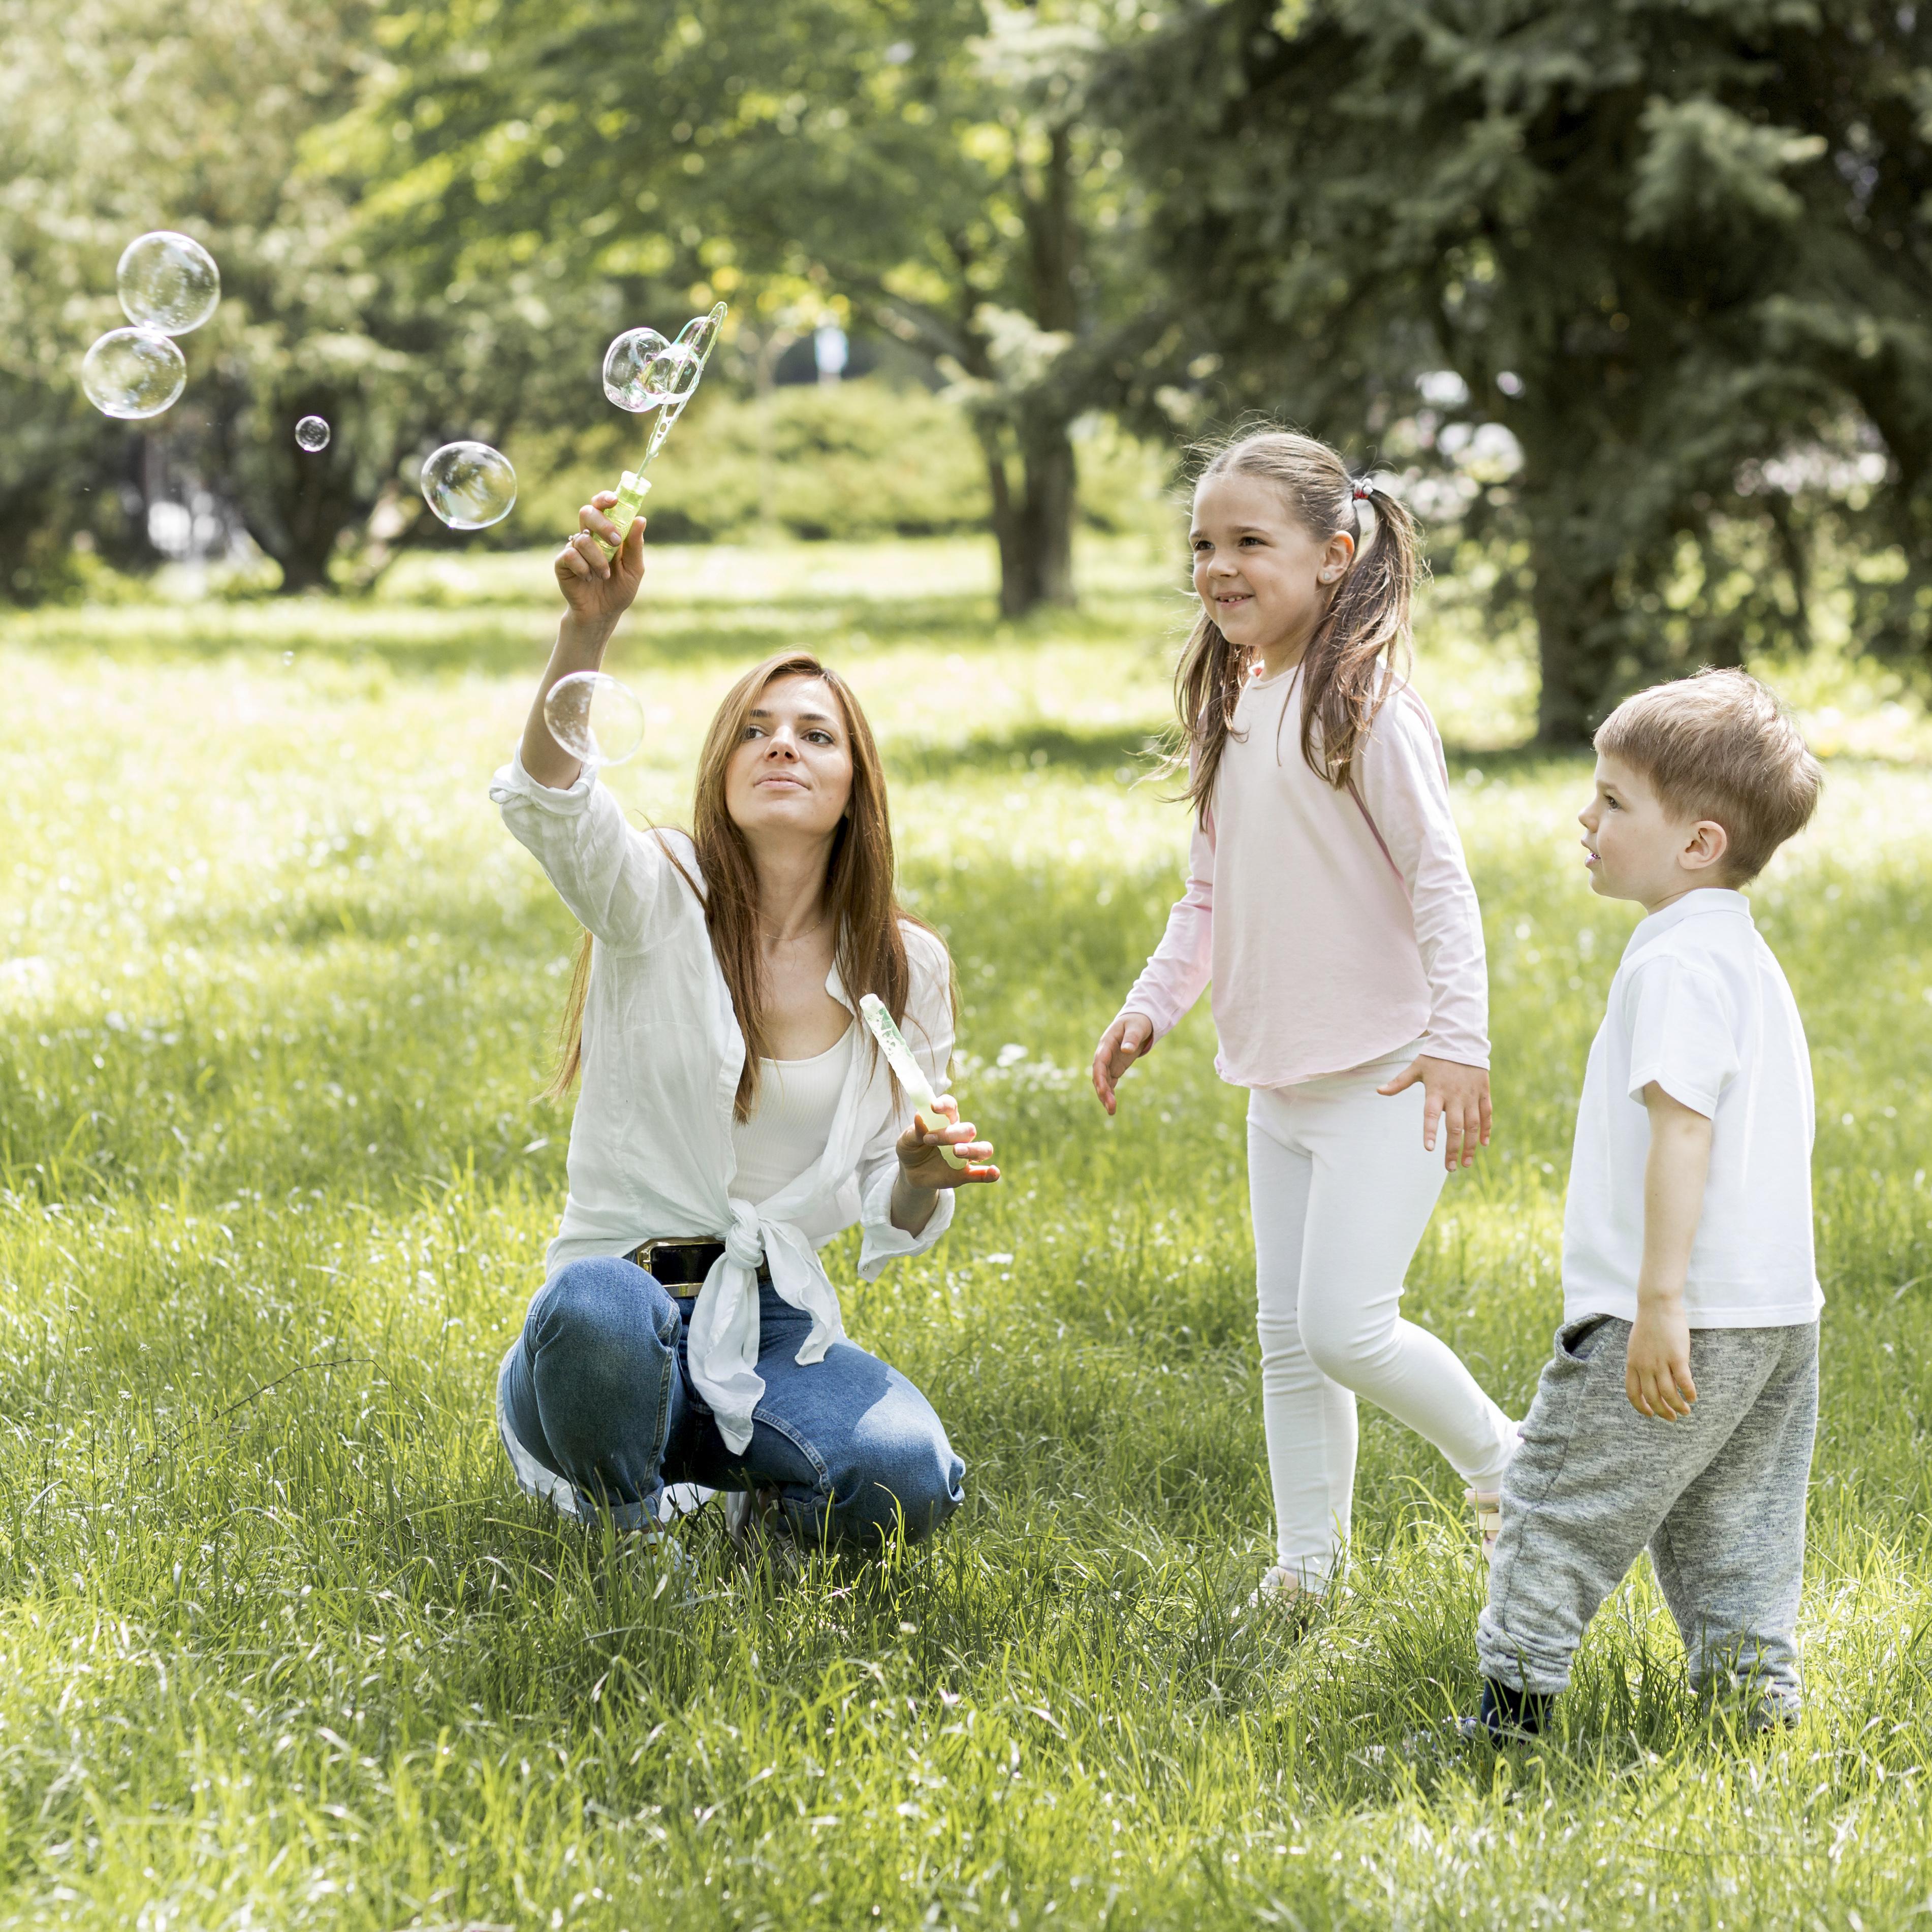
[[1563, 888, 1820, 1329]]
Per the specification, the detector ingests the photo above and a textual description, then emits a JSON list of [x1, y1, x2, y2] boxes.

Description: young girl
[[1090, 429, 1515, 1598]]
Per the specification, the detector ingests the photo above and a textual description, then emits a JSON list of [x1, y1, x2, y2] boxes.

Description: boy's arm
[[1627, 1082, 1713, 1419]]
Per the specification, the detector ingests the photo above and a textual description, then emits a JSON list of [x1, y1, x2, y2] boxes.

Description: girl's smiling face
[[1190, 472, 1355, 673]]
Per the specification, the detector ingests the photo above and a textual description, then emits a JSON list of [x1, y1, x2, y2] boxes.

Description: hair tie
[[1352, 479, 1375, 502]]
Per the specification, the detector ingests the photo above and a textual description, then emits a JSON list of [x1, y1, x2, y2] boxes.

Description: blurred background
[[10, 0, 1932, 741]]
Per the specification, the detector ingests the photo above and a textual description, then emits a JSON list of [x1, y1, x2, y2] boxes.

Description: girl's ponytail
[[1303, 474, 1421, 784], [1168, 428, 1422, 815]]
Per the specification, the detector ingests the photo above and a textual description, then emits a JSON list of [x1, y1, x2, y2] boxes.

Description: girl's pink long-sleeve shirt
[[1120, 665, 1490, 1087]]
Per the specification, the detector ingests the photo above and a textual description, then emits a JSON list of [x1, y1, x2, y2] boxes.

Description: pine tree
[[1108, 0, 1932, 739]]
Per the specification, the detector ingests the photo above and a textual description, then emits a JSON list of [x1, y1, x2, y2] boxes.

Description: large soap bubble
[[80, 328, 187, 419], [544, 671, 646, 769], [117, 231, 220, 336], [601, 328, 677, 412], [649, 342, 704, 412], [420, 440, 518, 529], [673, 307, 724, 364], [295, 415, 330, 452]]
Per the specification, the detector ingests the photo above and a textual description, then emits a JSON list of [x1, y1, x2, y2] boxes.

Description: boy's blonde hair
[[1594, 668, 1821, 882]]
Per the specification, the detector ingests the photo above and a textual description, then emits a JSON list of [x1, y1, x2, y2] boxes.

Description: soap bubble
[[295, 415, 330, 452], [601, 328, 676, 411], [420, 440, 517, 529], [650, 342, 704, 411], [80, 328, 187, 419], [117, 231, 220, 335], [544, 671, 647, 769], [673, 305, 725, 365]]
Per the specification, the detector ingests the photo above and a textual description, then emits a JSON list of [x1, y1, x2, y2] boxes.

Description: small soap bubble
[[601, 328, 675, 411], [80, 328, 186, 419], [117, 231, 220, 335], [544, 671, 647, 769], [420, 440, 517, 529], [295, 415, 330, 452]]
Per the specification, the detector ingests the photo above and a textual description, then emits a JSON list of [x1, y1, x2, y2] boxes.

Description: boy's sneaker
[[1455, 1677, 1551, 1743]]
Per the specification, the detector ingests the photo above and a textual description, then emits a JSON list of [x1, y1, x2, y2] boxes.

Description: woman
[[490, 495, 998, 1549]]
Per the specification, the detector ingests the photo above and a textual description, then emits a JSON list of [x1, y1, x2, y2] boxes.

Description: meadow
[[2, 532, 1930, 1929]]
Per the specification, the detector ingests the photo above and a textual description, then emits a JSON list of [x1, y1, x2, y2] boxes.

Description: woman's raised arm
[[520, 493, 648, 789]]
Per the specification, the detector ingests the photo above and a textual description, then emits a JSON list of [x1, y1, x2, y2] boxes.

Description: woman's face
[[723, 673, 855, 844]]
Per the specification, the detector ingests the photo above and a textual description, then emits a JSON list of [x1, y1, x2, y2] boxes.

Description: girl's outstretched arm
[[521, 493, 648, 789], [1091, 811, 1216, 1113], [1091, 1011, 1155, 1115]]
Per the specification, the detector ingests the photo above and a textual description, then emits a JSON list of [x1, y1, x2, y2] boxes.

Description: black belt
[[626, 1238, 769, 1288]]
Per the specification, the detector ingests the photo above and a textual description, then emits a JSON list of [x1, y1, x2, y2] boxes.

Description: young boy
[[1471, 668, 1824, 1738]]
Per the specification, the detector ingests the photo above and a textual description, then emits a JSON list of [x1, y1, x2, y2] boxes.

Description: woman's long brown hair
[[547, 651, 940, 1120], [1167, 427, 1423, 818]]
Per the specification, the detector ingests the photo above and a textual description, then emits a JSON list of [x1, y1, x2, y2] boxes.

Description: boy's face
[[1577, 753, 1731, 912]]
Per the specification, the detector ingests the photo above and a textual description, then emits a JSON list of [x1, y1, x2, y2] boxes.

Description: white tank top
[[729, 1023, 854, 1205]]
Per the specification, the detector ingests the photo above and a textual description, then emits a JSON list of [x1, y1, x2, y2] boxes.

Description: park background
[[6, 2, 1932, 1926]]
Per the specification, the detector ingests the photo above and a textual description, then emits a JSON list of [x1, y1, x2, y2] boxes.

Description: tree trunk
[[1020, 415, 1075, 608], [1530, 532, 1624, 746], [977, 421, 1029, 616], [977, 413, 1078, 618]]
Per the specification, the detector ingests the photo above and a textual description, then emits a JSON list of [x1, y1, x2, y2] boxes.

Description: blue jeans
[[498, 1255, 965, 1548]]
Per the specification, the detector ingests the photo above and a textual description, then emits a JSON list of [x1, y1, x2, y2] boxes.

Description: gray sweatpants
[[1478, 1314, 1818, 1716]]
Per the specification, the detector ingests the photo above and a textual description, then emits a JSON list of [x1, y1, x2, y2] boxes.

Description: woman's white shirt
[[490, 748, 956, 1453], [732, 1027, 857, 1207]]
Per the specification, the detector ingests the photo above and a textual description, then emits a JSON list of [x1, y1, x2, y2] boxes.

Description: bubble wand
[[858, 995, 968, 1170], [595, 301, 727, 558]]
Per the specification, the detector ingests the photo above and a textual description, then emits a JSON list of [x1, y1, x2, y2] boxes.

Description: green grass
[[3, 534, 1932, 1928]]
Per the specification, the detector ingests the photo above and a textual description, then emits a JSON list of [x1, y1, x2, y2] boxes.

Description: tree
[[346, 0, 1171, 616], [0, 0, 398, 594], [1106, 0, 1932, 739], [0, 0, 604, 598]]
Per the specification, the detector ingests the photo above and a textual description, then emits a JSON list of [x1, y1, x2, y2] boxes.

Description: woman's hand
[[894, 1093, 999, 1190], [523, 496, 649, 788], [1377, 1054, 1492, 1170], [889, 1093, 997, 1236], [1091, 1011, 1155, 1115], [553, 493, 646, 631]]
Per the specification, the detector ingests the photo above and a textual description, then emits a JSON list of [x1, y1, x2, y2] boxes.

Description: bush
[[505, 379, 989, 546], [504, 380, 1177, 549]]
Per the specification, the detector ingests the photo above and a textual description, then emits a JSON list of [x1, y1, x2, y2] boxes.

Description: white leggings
[[1248, 1056, 1517, 1587]]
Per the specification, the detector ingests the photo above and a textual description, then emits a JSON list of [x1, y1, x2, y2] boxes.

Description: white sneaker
[[1467, 1422, 1526, 1564], [1465, 1489, 1502, 1563], [1246, 1564, 1312, 1611], [725, 1486, 783, 1547]]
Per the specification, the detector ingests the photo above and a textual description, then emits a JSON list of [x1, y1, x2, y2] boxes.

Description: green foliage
[[511, 379, 992, 544], [506, 380, 1173, 546], [0, 0, 415, 596], [1107, 0, 1932, 739], [2, 541, 1932, 1923], [350, 0, 1176, 612]]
